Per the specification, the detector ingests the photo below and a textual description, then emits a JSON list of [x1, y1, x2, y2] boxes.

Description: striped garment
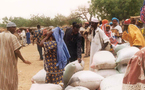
[[0, 31, 21, 90]]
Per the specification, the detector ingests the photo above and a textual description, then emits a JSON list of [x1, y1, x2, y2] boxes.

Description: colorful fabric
[[140, 0, 145, 23], [33, 29, 43, 44], [0, 31, 21, 90], [122, 24, 145, 48], [104, 25, 118, 46], [124, 19, 131, 25], [101, 19, 109, 31], [45, 73, 63, 84], [52, 27, 70, 69], [44, 41, 64, 84], [122, 48, 145, 90]]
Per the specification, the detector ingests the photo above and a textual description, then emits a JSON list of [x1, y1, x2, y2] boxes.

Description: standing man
[[0, 22, 31, 90], [111, 17, 123, 44], [64, 24, 82, 63], [88, 18, 110, 71], [83, 22, 91, 57], [33, 25, 43, 60]]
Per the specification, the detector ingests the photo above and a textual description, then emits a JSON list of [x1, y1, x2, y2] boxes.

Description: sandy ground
[[17, 44, 90, 90]]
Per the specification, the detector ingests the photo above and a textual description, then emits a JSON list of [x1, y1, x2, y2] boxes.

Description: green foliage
[[0, 14, 82, 28], [91, 0, 144, 20]]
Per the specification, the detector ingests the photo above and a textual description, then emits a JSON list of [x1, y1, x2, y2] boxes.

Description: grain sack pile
[[100, 74, 124, 90], [116, 47, 140, 73], [30, 84, 62, 90], [91, 51, 118, 77], [63, 60, 85, 88], [67, 71, 104, 90]]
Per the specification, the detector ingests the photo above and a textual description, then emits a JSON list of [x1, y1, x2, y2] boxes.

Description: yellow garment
[[122, 24, 145, 48]]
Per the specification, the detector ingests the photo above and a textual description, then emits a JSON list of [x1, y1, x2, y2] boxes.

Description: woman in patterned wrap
[[40, 27, 70, 84]]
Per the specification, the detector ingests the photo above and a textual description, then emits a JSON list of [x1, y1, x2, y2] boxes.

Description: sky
[[0, 0, 90, 22]]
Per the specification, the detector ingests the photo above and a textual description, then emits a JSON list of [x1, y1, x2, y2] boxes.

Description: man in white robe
[[88, 18, 110, 71]]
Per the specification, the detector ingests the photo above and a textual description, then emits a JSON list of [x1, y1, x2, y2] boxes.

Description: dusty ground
[[17, 44, 90, 90]]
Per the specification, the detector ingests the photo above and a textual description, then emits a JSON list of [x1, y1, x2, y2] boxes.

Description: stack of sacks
[[30, 84, 62, 90], [91, 51, 119, 78], [31, 60, 84, 85], [116, 47, 140, 73], [63, 60, 85, 88], [100, 74, 124, 90], [31, 69, 46, 84], [67, 71, 104, 90], [65, 86, 89, 90]]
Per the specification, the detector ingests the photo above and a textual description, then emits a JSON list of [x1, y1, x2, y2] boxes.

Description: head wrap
[[109, 22, 113, 25], [7, 22, 17, 27], [124, 19, 131, 25], [112, 17, 119, 22], [102, 19, 109, 25], [91, 18, 99, 23], [85, 22, 89, 24]]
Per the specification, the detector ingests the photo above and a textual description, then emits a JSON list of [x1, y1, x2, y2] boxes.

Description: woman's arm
[[39, 31, 53, 47]]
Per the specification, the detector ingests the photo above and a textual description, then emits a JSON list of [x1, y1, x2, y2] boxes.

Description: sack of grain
[[31, 69, 46, 84], [65, 86, 89, 90], [100, 74, 124, 90], [116, 47, 140, 64], [68, 71, 104, 90], [116, 64, 127, 73], [65, 60, 85, 73], [95, 69, 119, 78], [114, 43, 130, 54], [91, 51, 116, 70], [63, 63, 76, 88], [30, 84, 62, 90]]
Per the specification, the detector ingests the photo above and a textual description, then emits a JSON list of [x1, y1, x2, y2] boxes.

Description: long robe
[[0, 31, 21, 90], [88, 27, 110, 71], [26, 32, 31, 44]]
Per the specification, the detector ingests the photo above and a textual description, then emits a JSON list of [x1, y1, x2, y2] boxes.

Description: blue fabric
[[26, 32, 31, 44], [52, 27, 71, 69], [109, 22, 113, 25], [112, 17, 119, 22]]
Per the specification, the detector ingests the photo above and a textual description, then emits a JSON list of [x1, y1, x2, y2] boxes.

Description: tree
[[91, 0, 144, 20], [68, 5, 93, 22]]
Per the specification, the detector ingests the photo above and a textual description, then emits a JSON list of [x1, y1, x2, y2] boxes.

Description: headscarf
[[112, 17, 119, 23], [124, 19, 131, 25], [52, 27, 70, 69], [101, 19, 109, 30], [109, 22, 113, 25]]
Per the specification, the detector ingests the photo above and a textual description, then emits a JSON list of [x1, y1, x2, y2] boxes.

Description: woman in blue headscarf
[[111, 17, 123, 44]]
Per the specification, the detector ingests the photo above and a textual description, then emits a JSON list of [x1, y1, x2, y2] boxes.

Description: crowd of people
[[1, 16, 145, 90]]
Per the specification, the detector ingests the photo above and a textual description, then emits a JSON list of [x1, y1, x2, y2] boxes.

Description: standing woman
[[40, 27, 70, 84], [21, 30, 26, 46], [26, 29, 31, 45]]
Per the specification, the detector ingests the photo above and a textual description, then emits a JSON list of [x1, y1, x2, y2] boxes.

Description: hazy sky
[[0, 0, 90, 21]]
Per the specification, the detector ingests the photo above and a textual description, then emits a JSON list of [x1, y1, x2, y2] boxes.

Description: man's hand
[[23, 60, 31, 64], [77, 58, 82, 63]]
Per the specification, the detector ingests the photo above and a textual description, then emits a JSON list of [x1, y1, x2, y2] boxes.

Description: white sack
[[96, 69, 119, 78], [68, 71, 104, 90], [65, 60, 85, 73], [65, 86, 89, 90], [31, 69, 46, 84], [30, 84, 62, 90], [116, 47, 140, 64], [100, 74, 124, 90], [91, 51, 116, 70]]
